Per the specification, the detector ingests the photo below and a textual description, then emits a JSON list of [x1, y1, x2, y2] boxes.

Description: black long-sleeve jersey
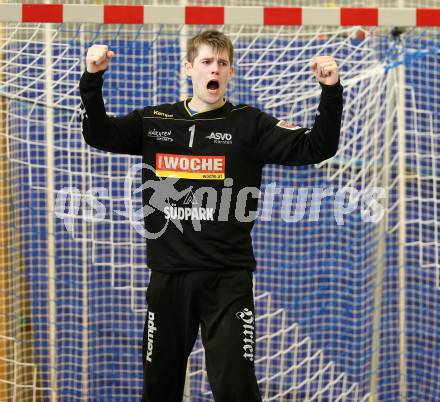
[[79, 70, 343, 273]]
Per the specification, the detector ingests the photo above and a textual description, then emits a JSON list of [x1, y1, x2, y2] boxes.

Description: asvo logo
[[205, 132, 232, 144]]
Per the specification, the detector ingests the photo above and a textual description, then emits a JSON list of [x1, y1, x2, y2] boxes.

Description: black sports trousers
[[141, 269, 262, 402]]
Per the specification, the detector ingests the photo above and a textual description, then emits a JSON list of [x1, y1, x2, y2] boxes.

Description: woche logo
[[156, 153, 225, 180]]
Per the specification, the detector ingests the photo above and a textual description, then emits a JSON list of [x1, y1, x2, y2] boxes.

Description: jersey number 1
[[188, 125, 195, 148]]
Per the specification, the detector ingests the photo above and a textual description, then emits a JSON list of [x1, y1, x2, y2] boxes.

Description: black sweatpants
[[141, 269, 262, 402]]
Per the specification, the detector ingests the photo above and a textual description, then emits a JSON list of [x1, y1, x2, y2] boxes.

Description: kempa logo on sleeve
[[156, 153, 225, 180]]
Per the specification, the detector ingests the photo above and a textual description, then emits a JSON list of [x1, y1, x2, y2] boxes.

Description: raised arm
[[253, 56, 343, 166], [79, 45, 143, 155]]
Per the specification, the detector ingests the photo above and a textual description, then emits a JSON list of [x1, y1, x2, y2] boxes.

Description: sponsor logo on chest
[[156, 153, 225, 180], [148, 128, 173, 142], [205, 131, 233, 144]]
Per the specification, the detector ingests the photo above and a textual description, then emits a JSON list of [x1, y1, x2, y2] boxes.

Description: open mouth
[[207, 80, 219, 91]]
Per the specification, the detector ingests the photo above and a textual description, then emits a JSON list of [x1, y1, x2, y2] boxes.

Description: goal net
[[0, 2, 439, 402]]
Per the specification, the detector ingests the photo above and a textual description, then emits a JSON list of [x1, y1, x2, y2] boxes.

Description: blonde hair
[[187, 30, 233, 65]]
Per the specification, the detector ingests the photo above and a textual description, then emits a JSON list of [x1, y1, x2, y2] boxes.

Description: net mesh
[[0, 4, 439, 402]]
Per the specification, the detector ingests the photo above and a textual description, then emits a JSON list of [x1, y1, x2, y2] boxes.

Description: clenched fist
[[86, 44, 115, 74], [310, 56, 339, 86]]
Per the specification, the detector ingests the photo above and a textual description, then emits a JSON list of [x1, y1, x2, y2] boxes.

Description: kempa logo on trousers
[[236, 308, 255, 361], [205, 131, 233, 144], [146, 311, 157, 363]]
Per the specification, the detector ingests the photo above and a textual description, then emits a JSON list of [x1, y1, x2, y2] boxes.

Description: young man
[[80, 30, 343, 402]]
